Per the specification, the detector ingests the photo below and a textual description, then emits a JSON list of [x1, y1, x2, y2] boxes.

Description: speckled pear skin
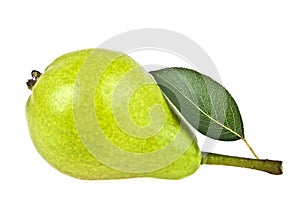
[[26, 49, 200, 180]]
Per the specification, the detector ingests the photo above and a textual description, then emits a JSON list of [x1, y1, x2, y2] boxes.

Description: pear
[[26, 49, 201, 180]]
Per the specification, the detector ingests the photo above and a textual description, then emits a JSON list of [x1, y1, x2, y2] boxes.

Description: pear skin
[[26, 49, 200, 180]]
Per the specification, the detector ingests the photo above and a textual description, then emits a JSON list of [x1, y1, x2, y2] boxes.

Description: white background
[[0, 0, 299, 199]]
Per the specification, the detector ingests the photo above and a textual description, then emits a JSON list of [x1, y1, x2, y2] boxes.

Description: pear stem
[[200, 152, 283, 175]]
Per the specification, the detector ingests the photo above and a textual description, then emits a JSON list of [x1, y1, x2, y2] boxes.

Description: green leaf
[[150, 67, 244, 141]]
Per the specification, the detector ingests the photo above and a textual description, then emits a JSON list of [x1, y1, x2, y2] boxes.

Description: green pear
[[26, 49, 201, 180]]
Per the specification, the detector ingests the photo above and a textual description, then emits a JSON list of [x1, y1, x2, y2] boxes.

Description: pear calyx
[[26, 70, 42, 90]]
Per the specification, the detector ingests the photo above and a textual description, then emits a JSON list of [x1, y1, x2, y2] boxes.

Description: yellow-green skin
[[26, 49, 200, 180]]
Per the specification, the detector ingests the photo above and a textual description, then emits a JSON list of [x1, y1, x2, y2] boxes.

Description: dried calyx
[[26, 70, 42, 90]]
